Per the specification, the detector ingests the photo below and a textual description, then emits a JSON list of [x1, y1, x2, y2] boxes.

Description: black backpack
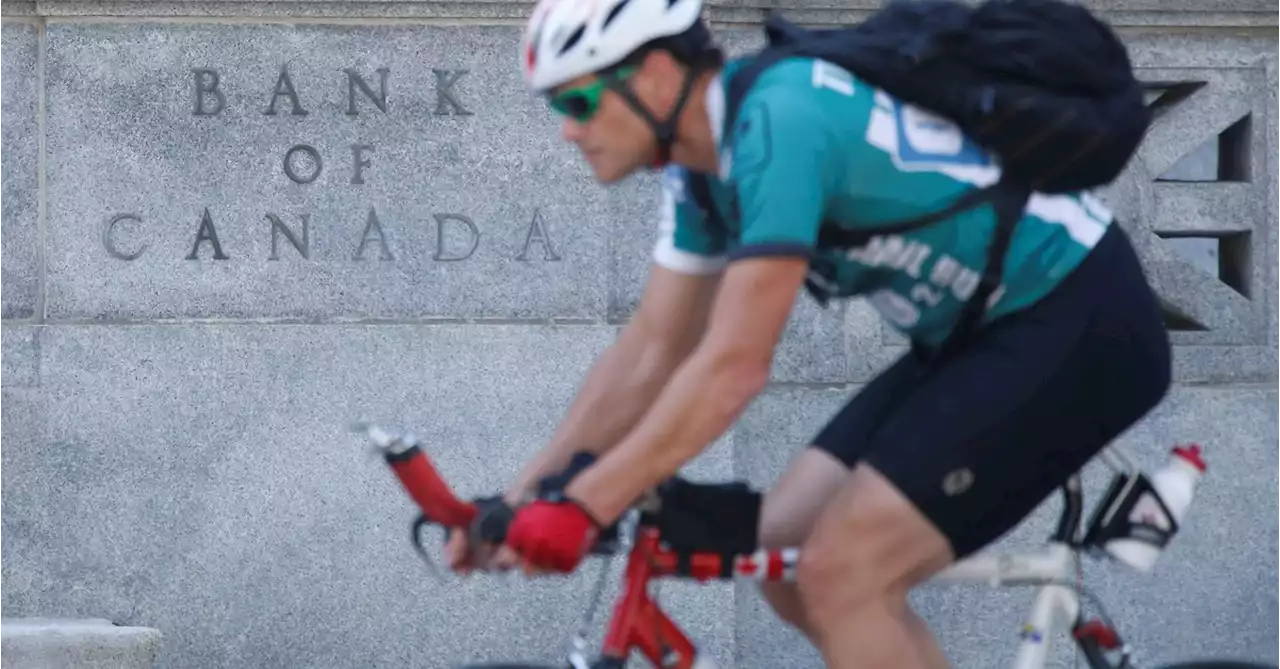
[[687, 0, 1150, 361]]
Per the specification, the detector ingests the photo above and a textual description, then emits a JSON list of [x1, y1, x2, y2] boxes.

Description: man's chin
[[589, 162, 631, 185]]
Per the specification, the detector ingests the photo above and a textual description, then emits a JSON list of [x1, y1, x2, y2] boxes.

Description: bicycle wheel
[[1155, 662, 1278, 668]]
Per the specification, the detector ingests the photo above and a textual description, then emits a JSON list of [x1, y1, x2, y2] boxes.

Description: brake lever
[[410, 514, 448, 582], [354, 421, 453, 580]]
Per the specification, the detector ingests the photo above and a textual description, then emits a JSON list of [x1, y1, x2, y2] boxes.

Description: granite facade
[[1, 6, 1275, 668]]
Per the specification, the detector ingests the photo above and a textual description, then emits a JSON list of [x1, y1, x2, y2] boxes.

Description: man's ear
[[633, 49, 681, 103], [642, 48, 680, 75]]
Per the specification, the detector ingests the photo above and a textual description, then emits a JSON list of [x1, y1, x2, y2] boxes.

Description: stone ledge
[[0, 1, 36, 16], [2, 0, 1274, 26], [1, 618, 162, 669]]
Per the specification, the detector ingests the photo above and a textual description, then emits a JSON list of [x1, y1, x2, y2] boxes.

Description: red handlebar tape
[[385, 444, 477, 529]]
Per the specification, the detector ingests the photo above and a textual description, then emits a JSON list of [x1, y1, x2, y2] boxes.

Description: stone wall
[[1, 1, 1275, 667]]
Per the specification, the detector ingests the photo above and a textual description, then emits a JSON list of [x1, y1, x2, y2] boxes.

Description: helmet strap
[[604, 62, 706, 168]]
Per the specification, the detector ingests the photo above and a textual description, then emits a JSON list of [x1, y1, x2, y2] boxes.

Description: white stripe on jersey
[[652, 171, 727, 275]]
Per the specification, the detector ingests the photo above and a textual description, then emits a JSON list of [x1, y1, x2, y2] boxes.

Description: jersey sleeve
[[724, 83, 843, 262], [651, 165, 729, 275]]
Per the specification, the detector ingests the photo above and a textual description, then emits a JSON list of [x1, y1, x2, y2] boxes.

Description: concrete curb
[[1, 618, 162, 669]]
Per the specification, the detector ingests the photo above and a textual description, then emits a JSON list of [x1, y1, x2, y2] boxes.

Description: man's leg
[[755, 352, 933, 645], [785, 225, 1173, 668], [902, 606, 951, 669], [757, 451, 949, 666], [756, 448, 849, 640], [752, 350, 947, 654], [794, 463, 953, 669]]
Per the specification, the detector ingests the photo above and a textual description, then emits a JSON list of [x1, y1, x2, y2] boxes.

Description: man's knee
[[794, 538, 882, 616], [754, 448, 850, 635], [794, 464, 953, 621]]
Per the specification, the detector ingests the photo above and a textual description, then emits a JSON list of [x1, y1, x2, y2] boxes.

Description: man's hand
[[444, 528, 520, 574], [504, 499, 601, 574], [444, 495, 521, 575]]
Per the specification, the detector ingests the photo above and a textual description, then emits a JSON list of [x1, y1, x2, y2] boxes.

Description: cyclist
[[447, 0, 1173, 665]]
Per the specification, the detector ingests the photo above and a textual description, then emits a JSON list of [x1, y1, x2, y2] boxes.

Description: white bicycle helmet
[[521, 0, 706, 93]]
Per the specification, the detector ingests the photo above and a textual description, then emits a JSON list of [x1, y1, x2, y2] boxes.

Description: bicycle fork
[[564, 522, 715, 669]]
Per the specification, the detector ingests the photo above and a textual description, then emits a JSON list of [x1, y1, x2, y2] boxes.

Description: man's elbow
[[620, 314, 702, 381], [607, 326, 693, 398], [634, 338, 690, 387]]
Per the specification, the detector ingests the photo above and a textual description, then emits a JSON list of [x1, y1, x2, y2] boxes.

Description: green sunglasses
[[547, 67, 638, 122]]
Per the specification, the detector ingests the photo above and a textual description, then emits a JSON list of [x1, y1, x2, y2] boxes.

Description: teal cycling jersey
[[653, 56, 1116, 348]]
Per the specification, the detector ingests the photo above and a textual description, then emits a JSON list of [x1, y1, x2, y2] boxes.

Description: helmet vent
[[602, 0, 632, 28], [558, 24, 586, 55]]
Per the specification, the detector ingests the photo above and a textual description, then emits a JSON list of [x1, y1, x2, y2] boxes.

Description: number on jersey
[[865, 91, 998, 184]]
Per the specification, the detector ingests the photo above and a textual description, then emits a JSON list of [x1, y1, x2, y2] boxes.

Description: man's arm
[[565, 256, 809, 523], [561, 73, 845, 525], [501, 164, 728, 506], [501, 264, 721, 506]]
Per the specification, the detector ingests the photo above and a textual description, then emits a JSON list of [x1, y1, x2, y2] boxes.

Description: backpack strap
[[697, 48, 1028, 364], [686, 170, 722, 232], [722, 47, 796, 135], [815, 185, 999, 248], [717, 44, 1009, 249], [681, 49, 793, 233], [925, 183, 1029, 362]]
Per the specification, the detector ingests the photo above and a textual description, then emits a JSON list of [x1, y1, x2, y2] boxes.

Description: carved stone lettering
[[283, 144, 322, 184], [266, 213, 309, 260], [97, 209, 571, 263], [264, 64, 308, 116], [433, 213, 479, 261], [345, 67, 389, 116], [353, 207, 394, 261], [350, 144, 374, 185], [191, 68, 225, 116], [186, 208, 229, 260], [103, 213, 148, 260], [432, 69, 473, 116], [517, 208, 561, 261]]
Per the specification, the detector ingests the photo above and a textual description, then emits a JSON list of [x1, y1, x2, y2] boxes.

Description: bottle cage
[[1082, 469, 1179, 555]]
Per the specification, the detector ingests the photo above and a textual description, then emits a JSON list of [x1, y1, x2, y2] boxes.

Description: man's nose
[[561, 117, 586, 142]]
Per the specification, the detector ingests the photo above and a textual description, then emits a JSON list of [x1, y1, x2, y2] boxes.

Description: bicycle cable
[[1000, 569, 1134, 669], [564, 509, 639, 669]]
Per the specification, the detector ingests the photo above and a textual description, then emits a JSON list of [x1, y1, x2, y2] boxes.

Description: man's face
[[547, 61, 665, 183]]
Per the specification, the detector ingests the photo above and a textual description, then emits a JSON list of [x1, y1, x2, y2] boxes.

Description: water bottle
[[1103, 444, 1207, 572]]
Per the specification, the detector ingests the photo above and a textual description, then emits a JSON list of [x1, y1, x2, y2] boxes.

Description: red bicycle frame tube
[[379, 437, 799, 667], [600, 528, 697, 667], [599, 527, 799, 668]]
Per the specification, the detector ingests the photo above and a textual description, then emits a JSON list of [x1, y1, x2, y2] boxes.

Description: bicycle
[[352, 422, 1276, 669]]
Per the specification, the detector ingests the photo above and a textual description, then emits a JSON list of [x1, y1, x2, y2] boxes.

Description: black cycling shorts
[[811, 222, 1172, 560]]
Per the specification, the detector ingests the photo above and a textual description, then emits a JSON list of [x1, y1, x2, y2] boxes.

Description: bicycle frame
[[355, 423, 1136, 669], [929, 543, 1083, 669], [563, 477, 1092, 669]]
